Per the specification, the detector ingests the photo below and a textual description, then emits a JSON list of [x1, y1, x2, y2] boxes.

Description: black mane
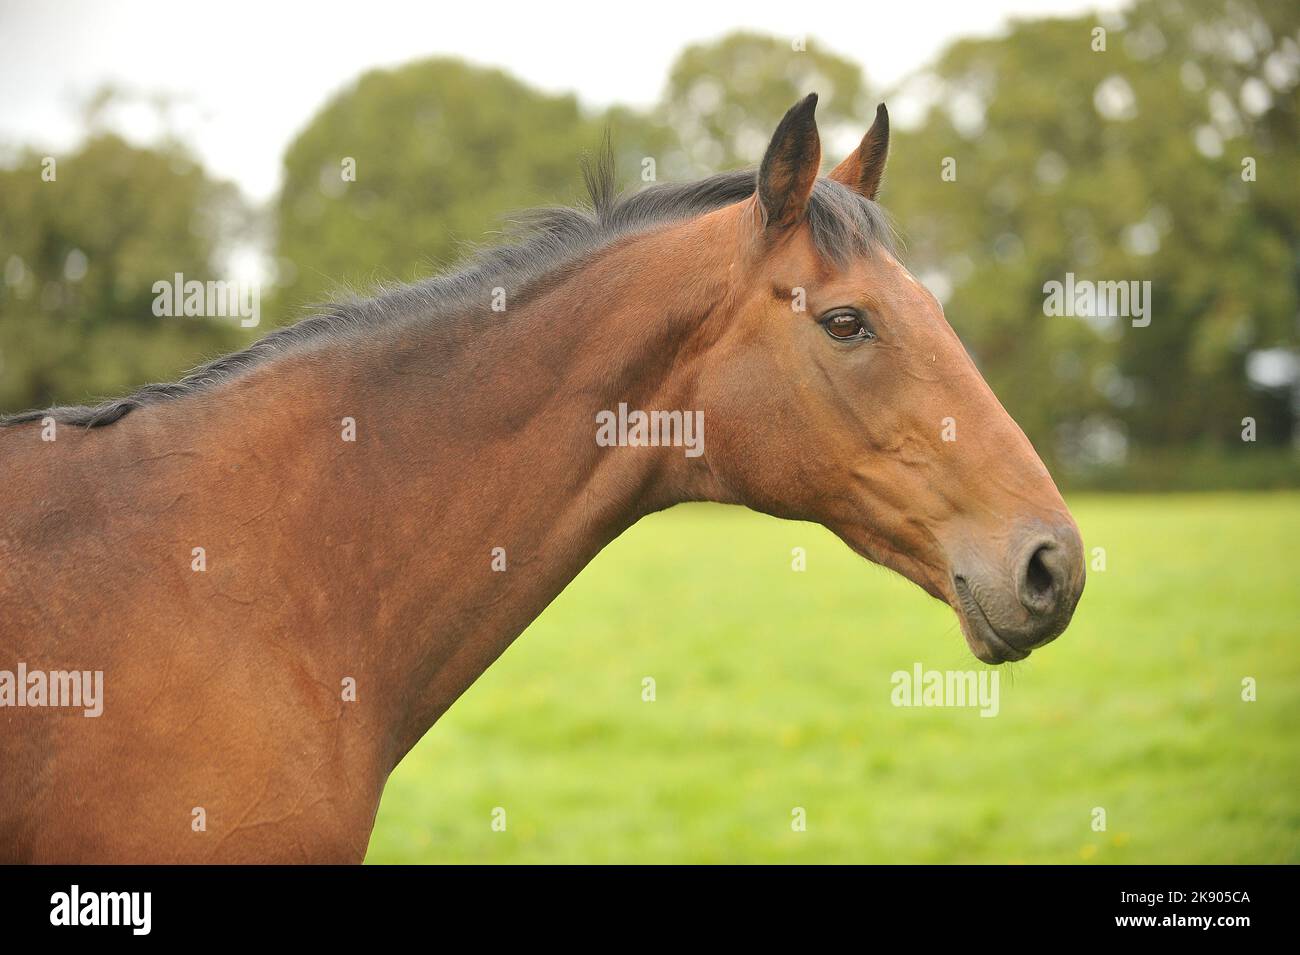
[[1, 149, 895, 429]]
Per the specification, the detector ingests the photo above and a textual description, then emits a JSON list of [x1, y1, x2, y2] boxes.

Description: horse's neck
[[185, 223, 733, 764]]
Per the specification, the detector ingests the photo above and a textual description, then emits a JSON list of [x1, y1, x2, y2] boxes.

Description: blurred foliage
[[0, 0, 1295, 487], [274, 58, 615, 309], [883, 0, 1299, 474], [650, 30, 873, 177], [0, 130, 246, 411]]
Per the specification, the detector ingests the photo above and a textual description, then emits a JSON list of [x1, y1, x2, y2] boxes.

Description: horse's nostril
[[1025, 546, 1055, 598], [1019, 543, 1059, 614]]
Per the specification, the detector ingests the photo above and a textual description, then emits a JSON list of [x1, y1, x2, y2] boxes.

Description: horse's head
[[697, 94, 1084, 663]]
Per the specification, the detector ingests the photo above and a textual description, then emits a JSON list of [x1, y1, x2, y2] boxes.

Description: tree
[[653, 31, 875, 178], [273, 58, 612, 312], [880, 0, 1298, 473], [0, 132, 247, 414]]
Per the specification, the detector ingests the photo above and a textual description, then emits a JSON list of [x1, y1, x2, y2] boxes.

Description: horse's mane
[[1, 145, 895, 430]]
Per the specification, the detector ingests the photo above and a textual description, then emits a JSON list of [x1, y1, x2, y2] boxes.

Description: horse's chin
[[952, 576, 1031, 664]]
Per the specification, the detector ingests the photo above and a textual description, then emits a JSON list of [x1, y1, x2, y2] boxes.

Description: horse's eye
[[821, 310, 875, 342]]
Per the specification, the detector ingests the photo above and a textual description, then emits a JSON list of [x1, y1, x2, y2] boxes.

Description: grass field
[[367, 493, 1300, 863]]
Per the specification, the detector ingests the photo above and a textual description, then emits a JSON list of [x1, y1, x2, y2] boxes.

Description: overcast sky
[[0, 0, 1119, 201]]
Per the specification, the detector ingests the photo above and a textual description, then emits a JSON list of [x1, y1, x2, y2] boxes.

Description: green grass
[[367, 493, 1300, 863]]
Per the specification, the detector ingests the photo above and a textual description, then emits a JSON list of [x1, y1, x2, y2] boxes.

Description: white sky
[[0, 0, 1119, 202]]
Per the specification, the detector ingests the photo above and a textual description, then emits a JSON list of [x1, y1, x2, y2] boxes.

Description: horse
[[0, 95, 1084, 862]]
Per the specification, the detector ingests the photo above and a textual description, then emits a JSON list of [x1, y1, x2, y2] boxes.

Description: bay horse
[[0, 95, 1084, 862]]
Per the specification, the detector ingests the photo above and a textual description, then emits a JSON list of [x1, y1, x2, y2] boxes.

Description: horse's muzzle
[[952, 521, 1086, 664]]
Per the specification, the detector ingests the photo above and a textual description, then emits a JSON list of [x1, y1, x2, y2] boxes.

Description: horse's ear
[[757, 93, 821, 231], [830, 102, 890, 201]]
